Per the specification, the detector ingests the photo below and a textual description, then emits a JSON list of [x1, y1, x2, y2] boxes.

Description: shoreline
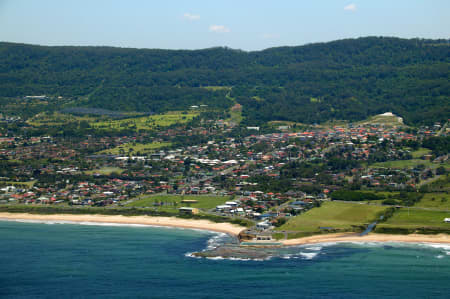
[[281, 232, 450, 246], [1, 212, 449, 247], [0, 212, 244, 236]]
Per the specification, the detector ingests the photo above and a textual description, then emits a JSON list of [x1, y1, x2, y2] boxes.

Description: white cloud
[[183, 13, 200, 21], [344, 3, 357, 11], [209, 25, 230, 33]]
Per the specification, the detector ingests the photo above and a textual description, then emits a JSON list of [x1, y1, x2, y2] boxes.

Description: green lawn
[[377, 208, 450, 230], [371, 159, 434, 169], [413, 193, 450, 209], [229, 106, 243, 124], [279, 201, 387, 235], [201, 86, 232, 91], [126, 195, 231, 212], [27, 112, 97, 127], [0, 180, 36, 187], [410, 148, 432, 159], [92, 111, 198, 131], [371, 159, 450, 170], [27, 111, 198, 133], [98, 142, 172, 155], [84, 167, 124, 175]]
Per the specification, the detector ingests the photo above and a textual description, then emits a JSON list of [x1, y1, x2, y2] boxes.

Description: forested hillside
[[0, 37, 448, 125]]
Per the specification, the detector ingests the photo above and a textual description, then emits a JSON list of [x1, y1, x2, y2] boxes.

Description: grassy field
[[27, 112, 97, 127], [98, 142, 172, 155], [201, 86, 232, 91], [410, 148, 432, 159], [92, 111, 198, 131], [84, 167, 124, 175], [355, 113, 405, 126], [28, 111, 199, 132], [371, 159, 435, 169], [279, 201, 387, 235], [126, 195, 231, 212], [223, 89, 243, 125], [229, 106, 243, 125], [377, 208, 450, 230], [413, 193, 450, 209], [0, 180, 36, 187], [423, 175, 450, 191]]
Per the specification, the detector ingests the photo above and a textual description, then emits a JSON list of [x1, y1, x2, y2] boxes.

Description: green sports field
[[279, 201, 387, 236], [126, 195, 231, 212]]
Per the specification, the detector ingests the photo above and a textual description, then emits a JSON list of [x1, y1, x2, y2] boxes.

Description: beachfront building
[[179, 207, 199, 215], [256, 221, 271, 230]]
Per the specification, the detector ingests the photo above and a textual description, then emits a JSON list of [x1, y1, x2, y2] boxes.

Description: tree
[[436, 166, 446, 175]]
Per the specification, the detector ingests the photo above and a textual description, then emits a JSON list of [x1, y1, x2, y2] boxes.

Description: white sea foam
[[436, 255, 444, 259], [291, 242, 339, 250], [227, 257, 259, 261], [189, 254, 268, 261], [341, 242, 450, 256], [343, 241, 387, 247], [307, 241, 340, 247], [207, 256, 269, 261], [206, 256, 225, 260], [420, 243, 450, 251], [206, 233, 229, 250], [8, 218, 176, 229], [184, 252, 201, 259], [0, 218, 216, 235], [299, 252, 319, 260], [412, 243, 450, 256], [305, 246, 322, 251]]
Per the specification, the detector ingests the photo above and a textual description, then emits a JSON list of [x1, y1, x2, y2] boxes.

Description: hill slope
[[0, 37, 449, 125]]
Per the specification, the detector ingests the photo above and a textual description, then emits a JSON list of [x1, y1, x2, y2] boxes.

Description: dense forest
[[0, 37, 449, 125]]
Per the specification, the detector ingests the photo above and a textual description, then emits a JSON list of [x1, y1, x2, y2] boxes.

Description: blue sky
[[0, 0, 449, 51]]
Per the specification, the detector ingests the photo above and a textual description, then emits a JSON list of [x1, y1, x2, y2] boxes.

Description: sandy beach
[[1, 212, 449, 246], [282, 232, 450, 246], [0, 212, 244, 236]]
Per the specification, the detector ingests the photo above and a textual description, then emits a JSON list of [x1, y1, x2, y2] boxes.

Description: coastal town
[[1, 107, 449, 241], [2, 5, 450, 297]]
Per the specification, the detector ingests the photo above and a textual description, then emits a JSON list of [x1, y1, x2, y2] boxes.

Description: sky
[[0, 0, 449, 51]]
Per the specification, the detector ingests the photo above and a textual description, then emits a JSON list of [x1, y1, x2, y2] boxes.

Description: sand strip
[[0, 212, 244, 236], [1, 213, 449, 246], [282, 232, 450, 246]]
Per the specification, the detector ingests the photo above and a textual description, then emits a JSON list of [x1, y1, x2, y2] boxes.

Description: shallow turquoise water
[[1, 220, 449, 298]]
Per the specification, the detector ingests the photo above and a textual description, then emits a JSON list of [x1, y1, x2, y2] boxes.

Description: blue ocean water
[[0, 220, 449, 298]]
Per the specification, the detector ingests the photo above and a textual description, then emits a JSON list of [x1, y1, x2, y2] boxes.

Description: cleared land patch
[[376, 209, 450, 231], [97, 142, 172, 155], [0, 180, 36, 188], [84, 167, 124, 175], [126, 195, 231, 212], [201, 86, 232, 91], [355, 112, 405, 126], [27, 112, 97, 127], [413, 193, 450, 210], [92, 111, 198, 131], [410, 148, 432, 159], [278, 201, 387, 238], [371, 159, 437, 169]]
